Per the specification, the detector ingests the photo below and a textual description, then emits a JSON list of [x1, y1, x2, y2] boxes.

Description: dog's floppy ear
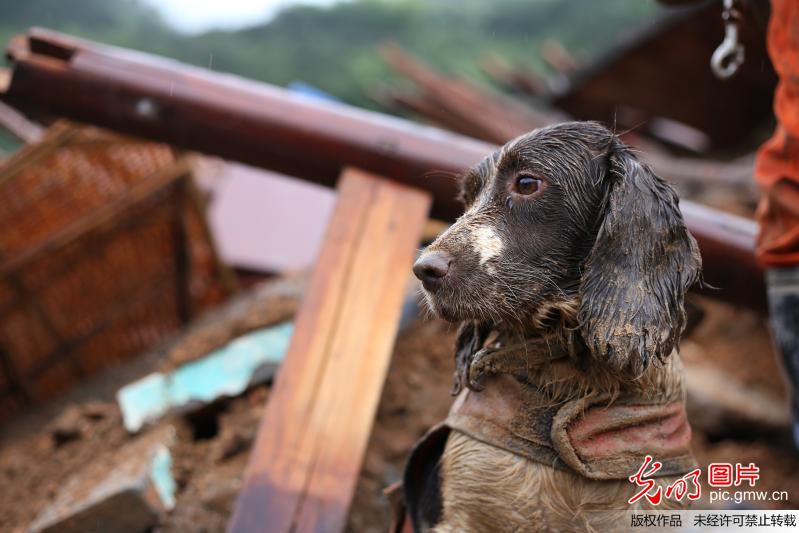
[[578, 140, 702, 375]]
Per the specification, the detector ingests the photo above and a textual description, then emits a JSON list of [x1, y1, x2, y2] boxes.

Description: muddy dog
[[403, 121, 702, 532]]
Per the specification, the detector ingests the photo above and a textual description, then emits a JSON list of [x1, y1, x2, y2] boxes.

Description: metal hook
[[711, 0, 745, 80]]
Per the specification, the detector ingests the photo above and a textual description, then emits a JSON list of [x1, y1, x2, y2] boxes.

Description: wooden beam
[[0, 29, 766, 311], [379, 43, 560, 142], [0, 101, 44, 143], [1, 28, 484, 222], [0, 69, 10, 94], [229, 168, 431, 533]]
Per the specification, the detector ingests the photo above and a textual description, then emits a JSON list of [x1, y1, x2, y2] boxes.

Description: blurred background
[[0, 1, 794, 532]]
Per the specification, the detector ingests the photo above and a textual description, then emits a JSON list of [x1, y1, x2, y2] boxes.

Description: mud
[[1, 295, 797, 532]]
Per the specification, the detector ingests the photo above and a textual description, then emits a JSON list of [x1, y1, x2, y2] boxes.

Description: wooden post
[[228, 168, 430, 533]]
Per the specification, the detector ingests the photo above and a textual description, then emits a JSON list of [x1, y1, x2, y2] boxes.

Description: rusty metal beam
[[0, 29, 766, 310]]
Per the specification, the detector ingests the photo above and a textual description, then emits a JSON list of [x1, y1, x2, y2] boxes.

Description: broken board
[[228, 168, 431, 532]]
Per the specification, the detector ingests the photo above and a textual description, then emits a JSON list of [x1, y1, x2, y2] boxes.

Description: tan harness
[[446, 373, 695, 480], [391, 343, 696, 532]]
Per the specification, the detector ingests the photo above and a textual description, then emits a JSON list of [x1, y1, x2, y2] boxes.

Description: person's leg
[[766, 266, 799, 447]]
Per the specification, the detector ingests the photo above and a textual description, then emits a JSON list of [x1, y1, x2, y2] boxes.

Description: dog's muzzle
[[413, 250, 452, 291]]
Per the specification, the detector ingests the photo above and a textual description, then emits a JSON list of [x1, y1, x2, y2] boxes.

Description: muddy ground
[[1, 281, 798, 532]]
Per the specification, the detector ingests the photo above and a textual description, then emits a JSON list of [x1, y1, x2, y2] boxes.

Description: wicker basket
[[0, 122, 234, 420]]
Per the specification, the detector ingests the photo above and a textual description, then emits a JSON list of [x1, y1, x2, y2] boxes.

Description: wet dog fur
[[414, 121, 702, 532]]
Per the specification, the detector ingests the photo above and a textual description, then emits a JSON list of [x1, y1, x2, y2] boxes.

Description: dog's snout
[[413, 251, 452, 291]]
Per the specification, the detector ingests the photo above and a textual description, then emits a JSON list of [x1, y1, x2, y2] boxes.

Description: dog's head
[[413, 121, 701, 374]]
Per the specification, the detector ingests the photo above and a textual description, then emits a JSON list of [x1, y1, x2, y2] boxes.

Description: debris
[[199, 160, 336, 273], [685, 363, 790, 434], [46, 402, 118, 447], [377, 46, 761, 207], [29, 426, 177, 533], [680, 298, 790, 435], [539, 39, 581, 74], [81, 401, 114, 421], [117, 322, 293, 433], [150, 444, 177, 510], [0, 100, 43, 143], [376, 43, 561, 143], [0, 29, 767, 311], [200, 477, 243, 515], [211, 426, 256, 463], [229, 169, 430, 533], [0, 122, 233, 422], [157, 275, 304, 371], [48, 406, 86, 446]]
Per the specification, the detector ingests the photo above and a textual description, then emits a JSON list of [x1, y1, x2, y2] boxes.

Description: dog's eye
[[513, 175, 542, 196]]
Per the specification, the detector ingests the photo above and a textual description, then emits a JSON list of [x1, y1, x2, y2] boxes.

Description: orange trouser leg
[[755, 0, 799, 265]]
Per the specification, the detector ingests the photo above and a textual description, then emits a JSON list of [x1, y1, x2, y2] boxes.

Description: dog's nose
[[413, 251, 452, 291]]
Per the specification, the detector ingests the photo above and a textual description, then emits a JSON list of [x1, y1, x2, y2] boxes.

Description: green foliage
[[0, 0, 663, 109]]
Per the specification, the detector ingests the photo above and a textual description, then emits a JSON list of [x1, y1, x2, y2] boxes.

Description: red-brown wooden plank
[[228, 168, 431, 533]]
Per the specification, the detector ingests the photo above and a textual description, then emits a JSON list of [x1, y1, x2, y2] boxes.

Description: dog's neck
[[489, 294, 582, 355], [483, 331, 573, 363], [485, 312, 683, 403]]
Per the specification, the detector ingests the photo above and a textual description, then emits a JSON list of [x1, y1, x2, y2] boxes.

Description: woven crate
[[0, 122, 233, 420]]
